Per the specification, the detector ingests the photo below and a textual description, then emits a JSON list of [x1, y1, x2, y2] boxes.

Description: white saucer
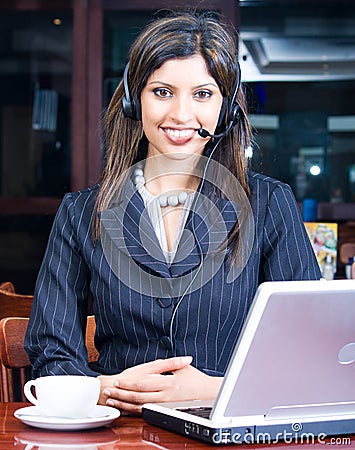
[[15, 436, 120, 449], [15, 438, 120, 449], [14, 405, 121, 430]]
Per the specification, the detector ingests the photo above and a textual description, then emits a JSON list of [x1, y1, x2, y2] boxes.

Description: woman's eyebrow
[[147, 81, 174, 87], [147, 81, 219, 89]]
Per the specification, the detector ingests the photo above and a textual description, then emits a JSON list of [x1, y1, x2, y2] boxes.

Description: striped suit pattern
[[25, 171, 321, 378]]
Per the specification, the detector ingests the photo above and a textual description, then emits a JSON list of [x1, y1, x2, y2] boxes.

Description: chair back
[[0, 281, 15, 293], [86, 315, 100, 363], [0, 317, 30, 401], [339, 242, 355, 265], [0, 315, 98, 402], [0, 283, 33, 319]]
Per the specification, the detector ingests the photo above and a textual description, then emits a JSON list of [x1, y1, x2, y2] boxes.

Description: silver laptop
[[142, 279, 355, 445]]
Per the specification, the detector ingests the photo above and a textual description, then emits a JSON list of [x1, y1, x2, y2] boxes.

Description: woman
[[25, 11, 321, 415]]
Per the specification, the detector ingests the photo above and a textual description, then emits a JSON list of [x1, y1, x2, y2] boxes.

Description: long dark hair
[[94, 11, 252, 246]]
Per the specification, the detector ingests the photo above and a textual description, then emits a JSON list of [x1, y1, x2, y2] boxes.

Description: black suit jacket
[[25, 171, 321, 377]]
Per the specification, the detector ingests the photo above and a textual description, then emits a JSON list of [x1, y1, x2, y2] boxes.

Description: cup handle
[[23, 380, 39, 406]]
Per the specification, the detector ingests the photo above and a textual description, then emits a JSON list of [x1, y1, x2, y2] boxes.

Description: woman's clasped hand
[[98, 356, 222, 414]]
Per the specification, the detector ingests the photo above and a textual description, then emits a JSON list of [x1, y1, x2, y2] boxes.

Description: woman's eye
[[194, 90, 212, 99], [153, 88, 172, 98]]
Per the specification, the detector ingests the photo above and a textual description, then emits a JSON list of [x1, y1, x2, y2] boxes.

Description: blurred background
[[0, 0, 354, 292]]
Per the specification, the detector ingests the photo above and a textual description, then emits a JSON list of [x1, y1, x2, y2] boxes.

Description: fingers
[[134, 356, 193, 374], [114, 372, 173, 392], [105, 398, 144, 415], [104, 384, 172, 414], [102, 372, 174, 405]]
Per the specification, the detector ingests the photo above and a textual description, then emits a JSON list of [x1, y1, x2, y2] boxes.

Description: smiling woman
[[25, 10, 321, 416]]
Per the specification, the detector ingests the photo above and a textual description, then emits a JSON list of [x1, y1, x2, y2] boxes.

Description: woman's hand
[[97, 356, 222, 415]]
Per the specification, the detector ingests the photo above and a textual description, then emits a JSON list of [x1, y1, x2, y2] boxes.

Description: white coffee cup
[[24, 375, 101, 418]]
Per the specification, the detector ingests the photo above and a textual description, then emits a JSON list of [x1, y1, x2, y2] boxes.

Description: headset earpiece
[[229, 103, 241, 126], [216, 61, 241, 132], [122, 63, 141, 121]]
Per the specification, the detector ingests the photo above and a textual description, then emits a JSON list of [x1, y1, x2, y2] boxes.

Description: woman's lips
[[164, 128, 195, 137], [163, 127, 196, 144]]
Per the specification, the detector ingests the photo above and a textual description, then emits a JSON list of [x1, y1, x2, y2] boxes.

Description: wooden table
[[1, 402, 355, 449]]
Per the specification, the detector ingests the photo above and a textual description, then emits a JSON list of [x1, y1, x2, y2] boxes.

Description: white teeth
[[165, 128, 194, 138]]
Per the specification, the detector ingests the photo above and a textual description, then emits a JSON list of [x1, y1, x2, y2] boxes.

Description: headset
[[122, 60, 242, 139]]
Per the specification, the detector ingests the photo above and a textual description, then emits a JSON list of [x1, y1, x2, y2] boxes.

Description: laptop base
[[142, 407, 355, 445]]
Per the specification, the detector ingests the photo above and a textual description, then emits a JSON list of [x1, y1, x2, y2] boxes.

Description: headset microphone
[[197, 119, 236, 139]]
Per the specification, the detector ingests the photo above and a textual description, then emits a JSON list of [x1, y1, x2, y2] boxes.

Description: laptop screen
[[211, 280, 355, 419]]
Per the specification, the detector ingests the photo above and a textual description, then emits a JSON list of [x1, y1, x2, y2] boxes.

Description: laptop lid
[[211, 279, 355, 422]]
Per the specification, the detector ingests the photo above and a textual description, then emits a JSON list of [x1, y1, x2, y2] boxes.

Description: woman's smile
[[163, 127, 196, 143]]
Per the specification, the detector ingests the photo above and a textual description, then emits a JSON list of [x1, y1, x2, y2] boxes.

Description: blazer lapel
[[100, 179, 241, 280], [170, 195, 239, 278], [99, 181, 171, 278]]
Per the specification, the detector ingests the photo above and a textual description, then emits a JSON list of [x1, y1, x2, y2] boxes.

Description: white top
[[137, 184, 194, 264]]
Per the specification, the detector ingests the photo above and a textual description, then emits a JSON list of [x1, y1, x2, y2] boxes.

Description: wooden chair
[[0, 315, 99, 402], [339, 242, 355, 265], [0, 281, 16, 293], [85, 315, 100, 364], [0, 282, 33, 401], [0, 282, 33, 319]]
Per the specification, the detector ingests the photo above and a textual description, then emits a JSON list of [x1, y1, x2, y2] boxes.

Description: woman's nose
[[169, 95, 193, 123]]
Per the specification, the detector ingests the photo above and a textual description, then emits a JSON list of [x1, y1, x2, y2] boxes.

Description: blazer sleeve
[[260, 183, 322, 282], [24, 193, 101, 377]]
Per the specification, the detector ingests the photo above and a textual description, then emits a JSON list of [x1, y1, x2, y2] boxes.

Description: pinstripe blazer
[[25, 171, 321, 378]]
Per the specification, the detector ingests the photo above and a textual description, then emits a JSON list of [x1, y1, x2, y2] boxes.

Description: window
[[0, 10, 72, 198], [240, 0, 355, 204]]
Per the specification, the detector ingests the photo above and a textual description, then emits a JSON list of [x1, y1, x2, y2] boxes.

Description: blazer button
[[156, 297, 172, 308], [160, 336, 173, 350]]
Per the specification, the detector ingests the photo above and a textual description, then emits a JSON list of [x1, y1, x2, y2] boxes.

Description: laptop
[[142, 279, 355, 445]]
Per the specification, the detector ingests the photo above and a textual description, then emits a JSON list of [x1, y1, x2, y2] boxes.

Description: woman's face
[[140, 55, 223, 160]]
